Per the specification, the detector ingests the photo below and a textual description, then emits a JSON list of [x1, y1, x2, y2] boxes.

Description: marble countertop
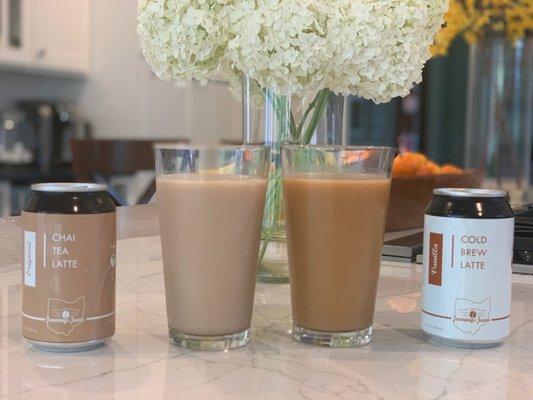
[[1, 205, 532, 399]]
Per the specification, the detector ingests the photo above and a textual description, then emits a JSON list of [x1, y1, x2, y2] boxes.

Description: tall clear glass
[[464, 34, 533, 204], [281, 145, 396, 347], [155, 145, 270, 350]]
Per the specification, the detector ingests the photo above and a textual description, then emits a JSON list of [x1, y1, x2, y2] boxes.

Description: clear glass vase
[[291, 91, 344, 146], [242, 76, 290, 283], [242, 76, 345, 283], [464, 34, 533, 204]]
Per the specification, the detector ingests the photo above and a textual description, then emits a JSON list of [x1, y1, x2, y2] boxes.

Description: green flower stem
[[290, 112, 298, 141], [258, 230, 272, 263], [301, 89, 331, 145], [259, 165, 282, 259], [294, 94, 319, 140]]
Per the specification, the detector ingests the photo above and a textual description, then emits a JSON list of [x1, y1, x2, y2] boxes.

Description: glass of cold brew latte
[[281, 145, 396, 347], [155, 144, 269, 350]]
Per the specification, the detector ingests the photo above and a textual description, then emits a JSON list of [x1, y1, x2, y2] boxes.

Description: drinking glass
[[155, 145, 270, 350], [281, 145, 396, 347]]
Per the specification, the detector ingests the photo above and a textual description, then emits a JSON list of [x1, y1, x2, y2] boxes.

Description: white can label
[[24, 231, 36, 287], [421, 215, 514, 342]]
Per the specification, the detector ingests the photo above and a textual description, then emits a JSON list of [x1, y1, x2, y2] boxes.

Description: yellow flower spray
[[432, 0, 533, 55]]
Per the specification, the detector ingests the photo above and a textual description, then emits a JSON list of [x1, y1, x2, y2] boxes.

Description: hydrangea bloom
[[138, 0, 448, 103], [137, 0, 230, 83]]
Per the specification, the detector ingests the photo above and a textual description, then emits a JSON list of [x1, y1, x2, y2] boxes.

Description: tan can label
[[21, 211, 116, 343]]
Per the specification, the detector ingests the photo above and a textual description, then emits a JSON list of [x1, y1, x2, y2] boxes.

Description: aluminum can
[[421, 188, 514, 348], [22, 183, 116, 352]]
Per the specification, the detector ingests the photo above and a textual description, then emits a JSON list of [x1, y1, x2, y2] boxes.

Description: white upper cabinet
[[30, 0, 91, 75], [0, 0, 91, 76], [0, 0, 31, 63]]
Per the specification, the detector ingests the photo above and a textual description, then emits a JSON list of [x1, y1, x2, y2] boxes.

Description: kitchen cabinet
[[0, 0, 31, 64], [0, 0, 91, 76]]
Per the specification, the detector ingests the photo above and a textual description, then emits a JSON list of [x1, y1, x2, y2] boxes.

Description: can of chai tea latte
[[21, 183, 116, 352], [421, 188, 514, 348]]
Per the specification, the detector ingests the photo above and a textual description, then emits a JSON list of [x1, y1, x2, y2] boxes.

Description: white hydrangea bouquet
[[138, 0, 447, 101], [138, 0, 448, 278]]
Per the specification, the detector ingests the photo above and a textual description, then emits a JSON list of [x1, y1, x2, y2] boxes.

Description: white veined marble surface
[[0, 206, 532, 399]]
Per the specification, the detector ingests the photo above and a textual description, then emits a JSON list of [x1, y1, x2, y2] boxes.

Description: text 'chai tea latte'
[[21, 183, 116, 352]]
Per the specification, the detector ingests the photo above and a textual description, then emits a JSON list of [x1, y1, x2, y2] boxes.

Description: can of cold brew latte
[[421, 188, 514, 348], [21, 183, 116, 352]]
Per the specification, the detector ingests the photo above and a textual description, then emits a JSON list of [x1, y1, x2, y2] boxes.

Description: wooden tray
[[386, 170, 483, 232]]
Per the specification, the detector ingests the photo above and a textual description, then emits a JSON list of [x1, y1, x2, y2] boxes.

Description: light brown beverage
[[157, 174, 266, 336], [283, 174, 391, 332]]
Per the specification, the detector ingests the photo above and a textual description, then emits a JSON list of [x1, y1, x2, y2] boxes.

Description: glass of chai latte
[[281, 145, 396, 347], [155, 144, 269, 350]]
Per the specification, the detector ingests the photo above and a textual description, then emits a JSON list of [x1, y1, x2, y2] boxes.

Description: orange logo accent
[[428, 232, 443, 286]]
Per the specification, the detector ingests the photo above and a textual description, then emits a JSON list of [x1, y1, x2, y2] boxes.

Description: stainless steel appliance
[[0, 101, 87, 216], [0, 109, 36, 165], [17, 101, 90, 171]]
